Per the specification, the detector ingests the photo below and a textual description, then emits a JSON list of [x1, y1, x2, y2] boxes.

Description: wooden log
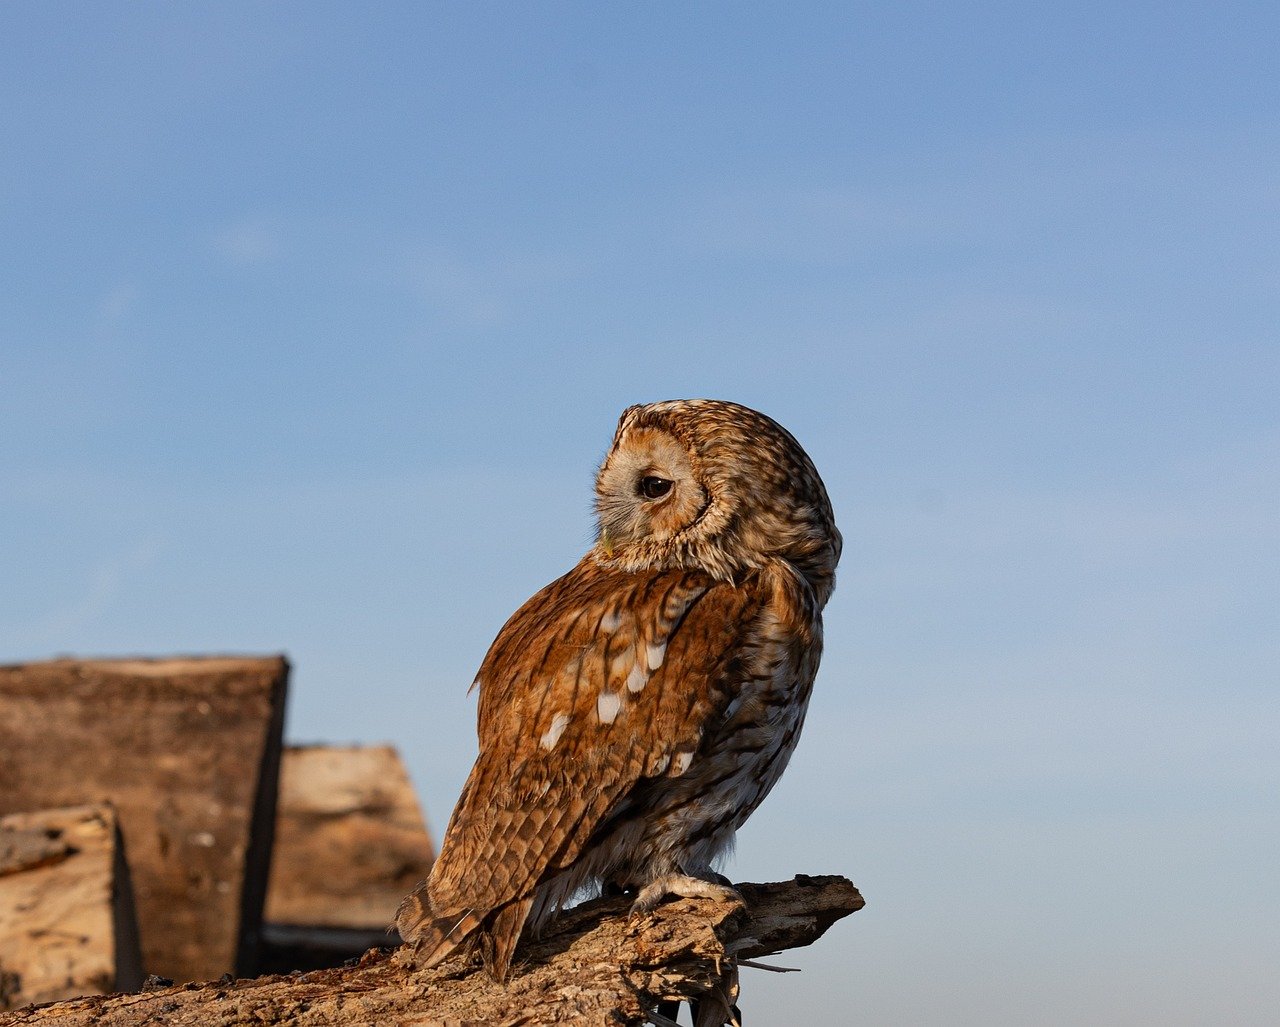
[[0, 805, 142, 1010], [0, 657, 289, 983], [0, 874, 863, 1026], [260, 744, 435, 972]]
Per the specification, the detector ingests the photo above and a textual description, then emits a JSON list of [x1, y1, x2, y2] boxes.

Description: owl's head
[[594, 399, 841, 605]]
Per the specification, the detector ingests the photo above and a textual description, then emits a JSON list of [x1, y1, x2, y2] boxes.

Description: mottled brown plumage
[[395, 399, 840, 981]]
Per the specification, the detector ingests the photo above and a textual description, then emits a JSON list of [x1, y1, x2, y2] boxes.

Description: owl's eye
[[638, 475, 674, 500]]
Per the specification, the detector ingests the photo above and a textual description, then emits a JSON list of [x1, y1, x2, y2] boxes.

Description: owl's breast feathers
[[395, 554, 821, 978]]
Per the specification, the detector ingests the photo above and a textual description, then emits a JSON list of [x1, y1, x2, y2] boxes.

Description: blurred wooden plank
[[260, 745, 434, 971], [0, 656, 288, 983], [0, 805, 142, 1010], [266, 744, 435, 928]]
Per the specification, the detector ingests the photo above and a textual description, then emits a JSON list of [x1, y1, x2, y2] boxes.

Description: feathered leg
[[481, 894, 535, 982]]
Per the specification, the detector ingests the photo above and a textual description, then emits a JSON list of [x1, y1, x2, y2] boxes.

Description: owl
[[396, 399, 841, 982]]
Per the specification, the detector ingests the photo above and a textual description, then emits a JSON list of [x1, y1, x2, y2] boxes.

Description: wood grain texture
[[0, 806, 142, 1010]]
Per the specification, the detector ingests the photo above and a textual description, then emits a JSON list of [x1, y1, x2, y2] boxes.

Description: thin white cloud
[[92, 283, 138, 328], [408, 247, 583, 329], [212, 218, 281, 266], [678, 185, 883, 259], [3, 538, 166, 651]]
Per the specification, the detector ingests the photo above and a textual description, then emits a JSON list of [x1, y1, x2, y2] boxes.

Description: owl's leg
[[629, 871, 742, 916], [480, 894, 534, 982]]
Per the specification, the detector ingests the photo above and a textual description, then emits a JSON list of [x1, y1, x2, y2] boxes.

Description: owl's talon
[[629, 873, 743, 917]]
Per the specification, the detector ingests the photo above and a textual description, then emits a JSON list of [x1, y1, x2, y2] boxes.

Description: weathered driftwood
[[0, 806, 143, 1010], [0, 656, 289, 982], [0, 874, 862, 1027]]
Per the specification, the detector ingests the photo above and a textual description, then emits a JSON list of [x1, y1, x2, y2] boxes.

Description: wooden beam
[[0, 657, 289, 983]]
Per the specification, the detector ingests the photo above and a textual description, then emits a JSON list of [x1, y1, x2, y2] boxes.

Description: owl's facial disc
[[595, 427, 706, 549]]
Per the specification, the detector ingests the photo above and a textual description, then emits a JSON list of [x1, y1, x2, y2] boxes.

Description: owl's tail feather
[[394, 886, 483, 969]]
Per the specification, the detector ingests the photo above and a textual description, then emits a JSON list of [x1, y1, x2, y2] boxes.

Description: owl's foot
[[629, 873, 743, 917]]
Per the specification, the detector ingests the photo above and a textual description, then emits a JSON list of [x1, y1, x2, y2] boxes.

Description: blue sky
[[2, 3, 1277, 1022]]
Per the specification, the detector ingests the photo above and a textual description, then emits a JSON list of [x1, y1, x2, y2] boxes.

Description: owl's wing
[[396, 555, 766, 976]]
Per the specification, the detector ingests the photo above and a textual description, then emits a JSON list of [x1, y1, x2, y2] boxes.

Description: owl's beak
[[600, 528, 614, 558]]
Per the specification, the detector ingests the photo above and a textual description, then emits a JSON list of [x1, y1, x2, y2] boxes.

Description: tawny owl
[[395, 398, 840, 981]]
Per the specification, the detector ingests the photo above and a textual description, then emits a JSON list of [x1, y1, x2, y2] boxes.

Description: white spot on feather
[[652, 753, 670, 774], [600, 610, 622, 632], [540, 713, 570, 750], [596, 691, 622, 724], [646, 641, 666, 671], [626, 663, 648, 693], [609, 648, 633, 679], [672, 751, 694, 775]]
